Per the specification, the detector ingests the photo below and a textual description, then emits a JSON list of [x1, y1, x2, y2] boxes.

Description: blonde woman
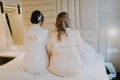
[[47, 12, 82, 77]]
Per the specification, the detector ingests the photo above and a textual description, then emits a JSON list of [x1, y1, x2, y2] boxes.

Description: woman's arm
[[76, 30, 82, 57], [46, 31, 54, 61]]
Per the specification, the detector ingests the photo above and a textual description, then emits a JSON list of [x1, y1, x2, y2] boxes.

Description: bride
[[47, 12, 82, 77]]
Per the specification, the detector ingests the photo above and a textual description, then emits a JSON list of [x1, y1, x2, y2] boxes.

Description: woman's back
[[47, 28, 82, 76], [52, 28, 80, 56], [24, 24, 48, 74]]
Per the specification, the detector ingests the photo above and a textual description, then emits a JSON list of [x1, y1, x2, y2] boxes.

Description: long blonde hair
[[55, 12, 71, 41]]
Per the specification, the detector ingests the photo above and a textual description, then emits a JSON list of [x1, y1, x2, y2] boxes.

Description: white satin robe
[[23, 24, 48, 74], [47, 28, 82, 76]]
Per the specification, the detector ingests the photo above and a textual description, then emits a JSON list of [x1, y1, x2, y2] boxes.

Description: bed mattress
[[0, 53, 109, 80]]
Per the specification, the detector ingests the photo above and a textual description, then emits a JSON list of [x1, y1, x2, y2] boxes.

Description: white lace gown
[[47, 28, 82, 77], [23, 24, 49, 74]]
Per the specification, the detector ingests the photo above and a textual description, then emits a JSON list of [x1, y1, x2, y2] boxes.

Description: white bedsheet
[[0, 53, 109, 80]]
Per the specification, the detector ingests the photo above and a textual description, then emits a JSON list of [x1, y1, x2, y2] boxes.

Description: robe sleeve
[[47, 31, 54, 57], [76, 30, 82, 57]]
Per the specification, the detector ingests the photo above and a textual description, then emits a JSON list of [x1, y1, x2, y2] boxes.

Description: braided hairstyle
[[55, 12, 71, 41]]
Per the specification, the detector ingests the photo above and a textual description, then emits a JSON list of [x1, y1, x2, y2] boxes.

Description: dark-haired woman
[[47, 12, 82, 77], [23, 10, 48, 74]]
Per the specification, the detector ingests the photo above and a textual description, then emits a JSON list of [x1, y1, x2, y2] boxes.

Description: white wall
[[98, 0, 120, 72], [3, 0, 18, 7], [80, 0, 98, 50], [56, 0, 80, 29]]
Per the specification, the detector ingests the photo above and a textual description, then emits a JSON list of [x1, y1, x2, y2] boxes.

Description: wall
[[8, 10, 24, 45], [21, 0, 56, 31], [98, 0, 120, 72], [98, 0, 120, 28], [56, 0, 80, 30]]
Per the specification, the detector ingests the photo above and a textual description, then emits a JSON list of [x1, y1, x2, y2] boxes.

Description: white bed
[[0, 42, 109, 80]]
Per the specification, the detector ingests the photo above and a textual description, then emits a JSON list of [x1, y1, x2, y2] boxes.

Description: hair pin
[[38, 15, 42, 21]]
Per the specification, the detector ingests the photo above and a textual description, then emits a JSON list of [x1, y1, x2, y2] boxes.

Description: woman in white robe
[[47, 12, 82, 77], [23, 10, 48, 74]]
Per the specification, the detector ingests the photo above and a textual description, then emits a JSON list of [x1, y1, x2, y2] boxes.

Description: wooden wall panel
[[75, 0, 80, 29], [22, 4, 55, 12], [61, 0, 68, 12], [80, 0, 98, 50], [22, 0, 55, 6], [21, 0, 56, 30], [68, 0, 75, 29], [80, 29, 98, 49]]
